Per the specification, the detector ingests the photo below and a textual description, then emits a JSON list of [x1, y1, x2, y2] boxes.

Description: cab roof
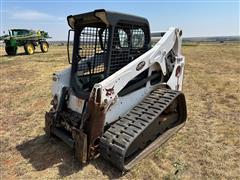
[[67, 9, 149, 29]]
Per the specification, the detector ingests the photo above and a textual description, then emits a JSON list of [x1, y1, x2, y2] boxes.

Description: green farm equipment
[[0, 29, 51, 55]]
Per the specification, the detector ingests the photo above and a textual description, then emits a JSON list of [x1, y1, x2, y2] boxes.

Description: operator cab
[[67, 9, 151, 99]]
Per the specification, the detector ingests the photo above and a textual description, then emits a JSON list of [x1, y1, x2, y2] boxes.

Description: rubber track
[[99, 88, 184, 170]]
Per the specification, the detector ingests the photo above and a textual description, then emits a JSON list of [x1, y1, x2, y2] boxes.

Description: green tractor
[[0, 29, 51, 55]]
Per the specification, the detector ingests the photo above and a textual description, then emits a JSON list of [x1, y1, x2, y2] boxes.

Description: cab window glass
[[131, 28, 145, 48], [118, 29, 128, 48]]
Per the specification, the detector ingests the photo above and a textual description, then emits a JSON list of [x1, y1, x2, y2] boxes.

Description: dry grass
[[0, 43, 239, 179]]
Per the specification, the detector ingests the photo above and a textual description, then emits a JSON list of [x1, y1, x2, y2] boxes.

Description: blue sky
[[1, 0, 239, 40]]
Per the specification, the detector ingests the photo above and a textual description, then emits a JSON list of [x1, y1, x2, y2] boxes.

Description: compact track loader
[[45, 9, 187, 171]]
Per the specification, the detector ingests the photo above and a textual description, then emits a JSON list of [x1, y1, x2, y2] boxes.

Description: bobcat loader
[[45, 9, 187, 171]]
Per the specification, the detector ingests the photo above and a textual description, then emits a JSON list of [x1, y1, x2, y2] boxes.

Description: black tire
[[24, 42, 35, 55], [5, 46, 17, 56], [40, 41, 49, 53]]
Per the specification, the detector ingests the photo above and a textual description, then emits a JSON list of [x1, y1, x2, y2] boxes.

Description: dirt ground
[[0, 43, 239, 179]]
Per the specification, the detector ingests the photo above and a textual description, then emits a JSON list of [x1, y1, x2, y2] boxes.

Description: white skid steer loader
[[45, 9, 187, 171]]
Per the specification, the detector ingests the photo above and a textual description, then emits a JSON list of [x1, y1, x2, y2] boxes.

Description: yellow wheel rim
[[28, 45, 34, 54], [43, 43, 48, 51]]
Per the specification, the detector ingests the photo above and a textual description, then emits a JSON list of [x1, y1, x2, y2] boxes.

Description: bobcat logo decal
[[105, 86, 115, 96]]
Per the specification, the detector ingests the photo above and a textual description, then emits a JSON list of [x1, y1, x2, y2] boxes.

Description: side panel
[[104, 87, 149, 125], [51, 67, 71, 109]]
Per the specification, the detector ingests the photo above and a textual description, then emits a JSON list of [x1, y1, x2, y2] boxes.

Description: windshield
[[11, 30, 31, 36]]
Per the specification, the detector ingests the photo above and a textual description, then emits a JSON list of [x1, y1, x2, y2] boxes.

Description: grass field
[[0, 43, 239, 179]]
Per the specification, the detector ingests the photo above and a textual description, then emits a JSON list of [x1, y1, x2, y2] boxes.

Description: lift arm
[[90, 27, 184, 109]]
